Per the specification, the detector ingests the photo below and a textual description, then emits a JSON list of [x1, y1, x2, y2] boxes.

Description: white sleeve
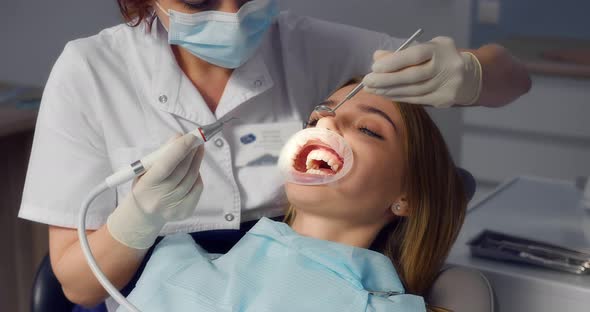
[[18, 41, 116, 229], [277, 12, 406, 113]]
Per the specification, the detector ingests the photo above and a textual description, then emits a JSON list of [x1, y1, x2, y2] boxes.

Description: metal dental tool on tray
[[468, 230, 590, 275]]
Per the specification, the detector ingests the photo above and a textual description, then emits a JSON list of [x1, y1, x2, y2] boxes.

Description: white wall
[[0, 0, 121, 86], [462, 75, 590, 201]]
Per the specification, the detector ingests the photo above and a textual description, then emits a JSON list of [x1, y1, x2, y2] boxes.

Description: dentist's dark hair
[[116, 0, 155, 27]]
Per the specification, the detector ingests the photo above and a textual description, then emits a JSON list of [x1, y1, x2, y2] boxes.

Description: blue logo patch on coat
[[240, 133, 256, 144]]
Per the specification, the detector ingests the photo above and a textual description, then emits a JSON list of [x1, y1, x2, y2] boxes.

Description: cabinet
[[460, 75, 590, 201]]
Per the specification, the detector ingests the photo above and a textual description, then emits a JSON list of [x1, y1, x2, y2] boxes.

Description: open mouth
[[278, 127, 353, 185], [293, 139, 344, 175]]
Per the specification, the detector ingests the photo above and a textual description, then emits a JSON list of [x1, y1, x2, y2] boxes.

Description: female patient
[[120, 80, 467, 312]]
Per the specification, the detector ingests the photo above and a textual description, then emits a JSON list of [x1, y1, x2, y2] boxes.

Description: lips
[[292, 139, 344, 176]]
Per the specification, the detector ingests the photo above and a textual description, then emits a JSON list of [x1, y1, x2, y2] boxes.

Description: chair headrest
[[457, 167, 476, 202]]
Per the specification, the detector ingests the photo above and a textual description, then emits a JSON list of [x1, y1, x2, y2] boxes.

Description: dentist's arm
[[363, 37, 531, 108], [49, 134, 204, 307], [463, 43, 532, 108], [49, 225, 146, 307]]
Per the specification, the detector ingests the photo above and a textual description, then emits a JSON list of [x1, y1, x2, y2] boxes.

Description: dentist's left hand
[[107, 133, 205, 249], [363, 36, 483, 108]]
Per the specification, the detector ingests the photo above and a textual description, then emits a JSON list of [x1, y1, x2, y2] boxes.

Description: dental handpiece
[[104, 117, 235, 188]]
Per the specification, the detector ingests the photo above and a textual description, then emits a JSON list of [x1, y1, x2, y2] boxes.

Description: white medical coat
[[19, 12, 404, 233]]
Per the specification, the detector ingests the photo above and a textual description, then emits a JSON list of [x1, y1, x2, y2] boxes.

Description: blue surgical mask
[[156, 0, 278, 69]]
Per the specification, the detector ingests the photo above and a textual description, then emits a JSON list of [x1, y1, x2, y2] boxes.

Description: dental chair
[[31, 168, 492, 312], [427, 265, 495, 312]]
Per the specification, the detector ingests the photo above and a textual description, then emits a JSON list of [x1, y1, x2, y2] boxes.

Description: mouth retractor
[[278, 127, 353, 185]]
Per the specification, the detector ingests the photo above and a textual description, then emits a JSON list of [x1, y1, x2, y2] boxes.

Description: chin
[[285, 182, 335, 207]]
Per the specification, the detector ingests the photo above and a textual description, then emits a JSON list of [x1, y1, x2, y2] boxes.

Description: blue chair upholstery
[[457, 167, 476, 202], [31, 254, 74, 312]]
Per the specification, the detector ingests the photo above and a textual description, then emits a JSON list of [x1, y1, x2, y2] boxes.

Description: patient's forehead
[[327, 85, 403, 121]]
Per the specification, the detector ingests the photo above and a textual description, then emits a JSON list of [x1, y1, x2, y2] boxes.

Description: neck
[[290, 211, 386, 249], [172, 46, 233, 112]]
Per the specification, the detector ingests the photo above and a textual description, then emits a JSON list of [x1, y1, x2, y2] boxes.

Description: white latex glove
[[107, 133, 205, 249], [363, 36, 483, 108]]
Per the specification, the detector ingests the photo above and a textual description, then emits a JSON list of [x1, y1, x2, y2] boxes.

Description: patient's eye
[[358, 125, 383, 139]]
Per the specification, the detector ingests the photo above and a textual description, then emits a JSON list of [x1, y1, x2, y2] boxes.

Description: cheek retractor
[[278, 127, 353, 185]]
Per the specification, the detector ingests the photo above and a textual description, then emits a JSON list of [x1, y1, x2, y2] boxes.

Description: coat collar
[[149, 18, 273, 126]]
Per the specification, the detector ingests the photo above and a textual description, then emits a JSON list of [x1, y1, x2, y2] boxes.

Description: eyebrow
[[357, 104, 398, 133], [313, 99, 398, 132]]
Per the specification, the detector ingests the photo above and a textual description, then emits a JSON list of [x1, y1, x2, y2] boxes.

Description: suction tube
[[78, 118, 234, 311], [104, 118, 232, 188]]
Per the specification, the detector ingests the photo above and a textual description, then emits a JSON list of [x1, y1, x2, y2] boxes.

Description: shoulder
[[270, 11, 404, 78], [274, 11, 349, 41], [275, 11, 357, 32], [47, 24, 129, 85], [44, 23, 151, 108], [274, 11, 316, 32], [59, 23, 143, 68], [275, 11, 394, 46]]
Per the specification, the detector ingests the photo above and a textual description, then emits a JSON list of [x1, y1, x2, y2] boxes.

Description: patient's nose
[[315, 117, 341, 134]]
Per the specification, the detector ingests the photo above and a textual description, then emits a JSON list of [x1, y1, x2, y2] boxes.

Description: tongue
[[311, 160, 336, 174]]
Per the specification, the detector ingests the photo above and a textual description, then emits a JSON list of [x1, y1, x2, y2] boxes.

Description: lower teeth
[[306, 169, 328, 175]]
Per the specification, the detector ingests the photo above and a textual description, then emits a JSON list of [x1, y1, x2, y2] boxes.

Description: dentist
[[18, 0, 531, 311]]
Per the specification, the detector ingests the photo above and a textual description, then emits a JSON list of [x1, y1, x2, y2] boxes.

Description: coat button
[[214, 138, 224, 148], [224, 213, 235, 222], [158, 94, 168, 103], [254, 79, 262, 87]]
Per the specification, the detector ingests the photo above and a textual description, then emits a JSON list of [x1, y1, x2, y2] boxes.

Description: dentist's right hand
[[107, 133, 205, 249]]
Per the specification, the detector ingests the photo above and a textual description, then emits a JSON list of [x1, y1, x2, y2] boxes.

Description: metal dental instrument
[[486, 237, 590, 270], [470, 230, 590, 275], [312, 28, 424, 118], [484, 237, 589, 274], [106, 116, 238, 188], [78, 116, 237, 312]]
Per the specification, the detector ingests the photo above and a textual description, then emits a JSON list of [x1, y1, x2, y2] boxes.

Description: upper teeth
[[306, 149, 340, 172]]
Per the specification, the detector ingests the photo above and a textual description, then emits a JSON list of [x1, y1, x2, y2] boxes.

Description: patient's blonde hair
[[285, 80, 466, 312]]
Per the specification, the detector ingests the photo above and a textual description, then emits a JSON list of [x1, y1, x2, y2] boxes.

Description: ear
[[390, 196, 409, 217]]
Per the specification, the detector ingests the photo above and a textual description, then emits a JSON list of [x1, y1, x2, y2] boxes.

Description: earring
[[391, 203, 401, 212]]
